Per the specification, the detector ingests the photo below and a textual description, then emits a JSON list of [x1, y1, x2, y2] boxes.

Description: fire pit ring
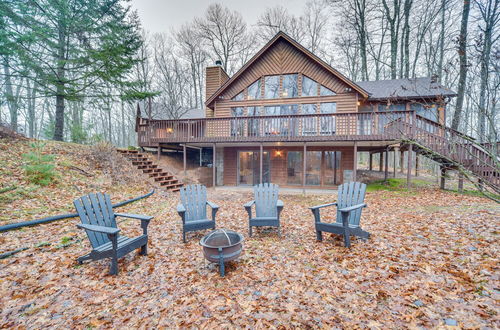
[[200, 229, 244, 277]]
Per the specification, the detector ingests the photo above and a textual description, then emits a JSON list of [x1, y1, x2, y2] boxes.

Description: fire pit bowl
[[200, 229, 244, 277]]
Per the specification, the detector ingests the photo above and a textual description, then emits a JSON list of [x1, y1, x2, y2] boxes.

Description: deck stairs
[[405, 116, 499, 193], [117, 149, 183, 192]]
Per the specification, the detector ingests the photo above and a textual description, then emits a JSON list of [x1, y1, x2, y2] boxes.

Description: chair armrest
[[244, 200, 255, 219], [207, 201, 219, 221], [115, 213, 153, 222], [177, 204, 186, 223], [338, 203, 366, 214], [276, 199, 284, 220], [206, 201, 219, 209], [244, 200, 255, 208], [309, 202, 337, 210], [77, 223, 120, 235]]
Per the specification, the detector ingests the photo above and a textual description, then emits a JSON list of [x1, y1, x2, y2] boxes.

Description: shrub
[[22, 142, 58, 186]]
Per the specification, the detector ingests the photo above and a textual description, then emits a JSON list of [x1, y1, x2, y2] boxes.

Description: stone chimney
[[205, 61, 229, 117]]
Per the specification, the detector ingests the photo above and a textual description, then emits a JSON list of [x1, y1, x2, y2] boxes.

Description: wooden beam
[[183, 144, 187, 175], [400, 150, 405, 173], [353, 142, 358, 182], [458, 172, 464, 192], [415, 154, 419, 177], [369, 153, 373, 171], [212, 143, 216, 188], [393, 147, 398, 178], [440, 166, 446, 190], [384, 147, 389, 181], [407, 144, 412, 188], [303, 142, 307, 193], [259, 143, 263, 184], [157, 144, 161, 161], [379, 152, 383, 172]]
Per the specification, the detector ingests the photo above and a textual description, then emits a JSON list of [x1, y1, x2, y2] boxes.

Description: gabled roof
[[205, 31, 369, 107], [356, 77, 457, 100]]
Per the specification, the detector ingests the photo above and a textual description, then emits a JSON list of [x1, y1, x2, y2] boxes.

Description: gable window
[[302, 104, 317, 135], [264, 104, 298, 136], [247, 106, 260, 137], [232, 91, 244, 101], [302, 75, 317, 97], [320, 85, 336, 96], [231, 107, 244, 136], [282, 74, 298, 98], [320, 102, 336, 134], [247, 79, 261, 100], [264, 75, 280, 99]]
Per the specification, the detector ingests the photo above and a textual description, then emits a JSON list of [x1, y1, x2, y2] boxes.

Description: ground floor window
[[286, 150, 342, 186]]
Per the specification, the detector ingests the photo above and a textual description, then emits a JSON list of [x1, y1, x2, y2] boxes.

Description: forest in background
[[0, 0, 498, 147]]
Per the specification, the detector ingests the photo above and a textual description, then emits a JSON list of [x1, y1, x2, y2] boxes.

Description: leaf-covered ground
[[0, 139, 498, 328]]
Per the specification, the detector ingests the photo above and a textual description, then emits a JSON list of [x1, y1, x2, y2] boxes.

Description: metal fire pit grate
[[200, 229, 243, 277]]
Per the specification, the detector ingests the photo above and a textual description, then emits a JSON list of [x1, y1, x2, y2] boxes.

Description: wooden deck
[[137, 111, 415, 145]]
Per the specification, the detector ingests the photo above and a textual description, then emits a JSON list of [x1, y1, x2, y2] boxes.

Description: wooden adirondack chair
[[74, 192, 153, 275], [177, 184, 219, 243], [244, 183, 284, 237], [310, 182, 370, 248]]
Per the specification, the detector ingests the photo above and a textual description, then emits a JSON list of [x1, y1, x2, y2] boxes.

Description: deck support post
[[157, 144, 161, 161], [212, 143, 216, 188], [393, 147, 398, 178], [415, 154, 419, 176], [199, 149, 202, 167], [259, 143, 263, 184], [303, 142, 307, 194], [440, 166, 446, 190], [384, 147, 389, 182], [458, 172, 464, 192], [400, 150, 405, 173], [353, 142, 358, 182], [183, 144, 187, 175], [369, 153, 373, 171], [379, 152, 384, 172], [407, 144, 413, 188]]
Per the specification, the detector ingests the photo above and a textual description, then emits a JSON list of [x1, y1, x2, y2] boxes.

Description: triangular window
[[320, 85, 336, 96], [232, 91, 244, 101]]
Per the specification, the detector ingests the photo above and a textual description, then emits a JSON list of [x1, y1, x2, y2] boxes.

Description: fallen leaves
[[0, 139, 499, 328]]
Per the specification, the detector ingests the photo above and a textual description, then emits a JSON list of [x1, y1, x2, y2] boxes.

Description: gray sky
[[130, 0, 305, 33]]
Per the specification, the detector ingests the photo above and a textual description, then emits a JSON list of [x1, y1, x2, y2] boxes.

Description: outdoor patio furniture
[[74, 192, 152, 275], [310, 181, 370, 248], [244, 183, 284, 237], [177, 184, 218, 243]]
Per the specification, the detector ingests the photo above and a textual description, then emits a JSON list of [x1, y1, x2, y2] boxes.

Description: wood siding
[[209, 38, 359, 117]]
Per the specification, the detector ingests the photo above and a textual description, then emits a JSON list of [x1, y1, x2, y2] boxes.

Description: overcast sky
[[130, 0, 305, 33]]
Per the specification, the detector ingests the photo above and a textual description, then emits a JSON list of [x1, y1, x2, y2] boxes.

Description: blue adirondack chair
[[177, 184, 219, 242], [244, 183, 284, 237], [310, 182, 370, 247], [74, 192, 153, 275]]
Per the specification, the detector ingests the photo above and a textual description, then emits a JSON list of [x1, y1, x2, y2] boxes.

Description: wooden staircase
[[117, 149, 183, 192], [406, 116, 499, 193]]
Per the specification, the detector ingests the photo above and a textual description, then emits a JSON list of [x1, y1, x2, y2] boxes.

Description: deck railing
[[138, 111, 416, 145]]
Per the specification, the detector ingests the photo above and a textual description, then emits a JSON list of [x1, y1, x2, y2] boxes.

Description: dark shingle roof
[[356, 77, 457, 100]]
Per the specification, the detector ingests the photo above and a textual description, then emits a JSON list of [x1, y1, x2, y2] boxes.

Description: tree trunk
[[451, 0, 470, 130], [3, 60, 18, 131], [53, 18, 66, 141], [437, 0, 446, 82]]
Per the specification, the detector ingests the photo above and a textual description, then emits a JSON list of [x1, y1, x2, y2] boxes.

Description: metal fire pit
[[200, 229, 243, 277]]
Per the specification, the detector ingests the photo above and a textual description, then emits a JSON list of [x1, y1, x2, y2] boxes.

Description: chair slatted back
[[180, 184, 207, 221], [74, 192, 117, 248], [336, 182, 366, 227], [254, 183, 279, 218]]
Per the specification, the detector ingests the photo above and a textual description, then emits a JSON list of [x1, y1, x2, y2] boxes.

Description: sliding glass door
[[238, 151, 270, 185], [286, 150, 342, 186]]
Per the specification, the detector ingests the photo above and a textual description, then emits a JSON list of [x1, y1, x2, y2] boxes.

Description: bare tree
[[195, 4, 250, 74], [257, 6, 305, 43], [451, 0, 471, 130]]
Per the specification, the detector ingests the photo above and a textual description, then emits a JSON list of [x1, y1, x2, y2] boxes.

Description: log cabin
[[135, 31, 499, 191]]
